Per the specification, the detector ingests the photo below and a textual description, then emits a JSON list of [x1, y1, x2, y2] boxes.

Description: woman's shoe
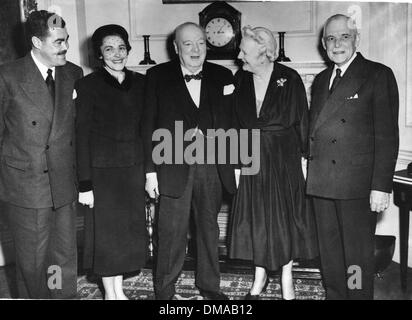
[[244, 292, 260, 300], [244, 277, 270, 300], [281, 281, 296, 300]]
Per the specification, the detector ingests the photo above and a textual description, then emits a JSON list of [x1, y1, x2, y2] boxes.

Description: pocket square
[[347, 93, 359, 100], [72, 89, 77, 100], [223, 84, 235, 95]]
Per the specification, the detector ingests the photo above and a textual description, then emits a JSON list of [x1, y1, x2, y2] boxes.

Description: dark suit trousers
[[6, 202, 77, 299], [154, 164, 222, 300], [312, 197, 376, 300]]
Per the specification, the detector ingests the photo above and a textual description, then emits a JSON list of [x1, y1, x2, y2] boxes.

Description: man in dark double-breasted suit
[[306, 14, 399, 299], [0, 11, 83, 298], [143, 22, 236, 300]]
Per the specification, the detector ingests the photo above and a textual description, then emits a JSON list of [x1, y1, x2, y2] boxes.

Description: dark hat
[[91, 24, 131, 58]]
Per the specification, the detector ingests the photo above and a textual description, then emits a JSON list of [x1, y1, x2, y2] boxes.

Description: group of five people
[[0, 10, 398, 300]]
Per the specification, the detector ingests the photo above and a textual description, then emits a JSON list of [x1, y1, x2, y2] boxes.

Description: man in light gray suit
[[0, 10, 83, 298]]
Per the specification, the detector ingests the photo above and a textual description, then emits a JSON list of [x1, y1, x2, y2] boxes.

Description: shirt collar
[[180, 65, 203, 76], [31, 50, 55, 80], [333, 52, 357, 76]]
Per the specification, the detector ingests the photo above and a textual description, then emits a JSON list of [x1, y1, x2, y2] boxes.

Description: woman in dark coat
[[75, 24, 147, 300], [228, 26, 318, 300]]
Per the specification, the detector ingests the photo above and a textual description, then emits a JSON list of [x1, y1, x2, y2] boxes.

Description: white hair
[[323, 14, 359, 38], [242, 25, 277, 62]]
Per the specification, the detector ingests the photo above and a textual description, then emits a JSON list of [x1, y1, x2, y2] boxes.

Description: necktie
[[329, 68, 342, 94], [45, 69, 55, 106], [184, 72, 202, 82]]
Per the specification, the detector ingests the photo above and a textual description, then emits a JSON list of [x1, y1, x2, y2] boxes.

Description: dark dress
[[75, 68, 148, 276], [228, 63, 318, 271]]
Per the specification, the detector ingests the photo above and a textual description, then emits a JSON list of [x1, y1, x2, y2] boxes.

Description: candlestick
[[276, 32, 291, 62], [139, 35, 156, 65]]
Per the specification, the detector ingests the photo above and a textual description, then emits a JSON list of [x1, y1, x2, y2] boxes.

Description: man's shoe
[[199, 289, 229, 300]]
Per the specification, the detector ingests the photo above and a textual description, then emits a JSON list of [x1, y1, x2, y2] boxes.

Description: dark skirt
[[83, 163, 148, 276], [228, 129, 318, 271]]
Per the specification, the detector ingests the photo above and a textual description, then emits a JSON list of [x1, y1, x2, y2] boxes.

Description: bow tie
[[184, 72, 202, 82]]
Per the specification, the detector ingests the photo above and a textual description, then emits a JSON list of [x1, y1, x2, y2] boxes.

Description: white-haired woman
[[228, 26, 318, 300]]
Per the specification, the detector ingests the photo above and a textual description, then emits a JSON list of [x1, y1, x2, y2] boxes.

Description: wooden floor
[[373, 262, 412, 300]]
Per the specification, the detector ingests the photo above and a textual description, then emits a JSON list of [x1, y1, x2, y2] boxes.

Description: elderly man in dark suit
[[0, 10, 83, 298], [306, 14, 399, 299], [143, 22, 236, 300]]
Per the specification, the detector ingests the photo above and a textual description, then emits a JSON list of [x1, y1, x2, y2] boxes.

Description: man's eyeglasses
[[324, 34, 356, 44]]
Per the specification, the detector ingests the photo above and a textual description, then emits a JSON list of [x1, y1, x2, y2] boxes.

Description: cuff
[[146, 172, 157, 179]]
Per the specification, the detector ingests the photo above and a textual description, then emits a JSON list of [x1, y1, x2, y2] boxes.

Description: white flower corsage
[[276, 78, 287, 87]]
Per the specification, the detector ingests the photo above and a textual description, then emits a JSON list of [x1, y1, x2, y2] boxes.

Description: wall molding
[[406, 4, 412, 127], [129, 0, 317, 41], [128, 0, 171, 41], [281, 1, 317, 38]]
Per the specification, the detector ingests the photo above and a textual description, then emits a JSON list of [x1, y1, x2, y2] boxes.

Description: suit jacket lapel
[[310, 68, 332, 134], [49, 66, 72, 140], [200, 63, 217, 125], [170, 60, 199, 115], [199, 63, 210, 109], [19, 55, 54, 123], [312, 54, 368, 134]]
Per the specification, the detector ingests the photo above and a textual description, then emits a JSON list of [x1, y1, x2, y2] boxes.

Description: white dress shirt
[[181, 65, 202, 108], [31, 50, 55, 80], [329, 52, 357, 89]]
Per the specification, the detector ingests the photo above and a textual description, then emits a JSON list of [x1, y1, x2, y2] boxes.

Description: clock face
[[205, 17, 234, 48]]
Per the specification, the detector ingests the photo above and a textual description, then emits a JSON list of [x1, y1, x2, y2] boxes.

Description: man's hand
[[145, 172, 159, 199], [301, 157, 307, 180], [79, 191, 94, 208], [235, 169, 241, 188], [370, 190, 390, 212]]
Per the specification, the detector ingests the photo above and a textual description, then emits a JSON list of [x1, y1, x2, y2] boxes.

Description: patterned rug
[[77, 269, 325, 300]]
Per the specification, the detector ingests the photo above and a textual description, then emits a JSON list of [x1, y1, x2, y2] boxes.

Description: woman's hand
[[79, 191, 94, 208]]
